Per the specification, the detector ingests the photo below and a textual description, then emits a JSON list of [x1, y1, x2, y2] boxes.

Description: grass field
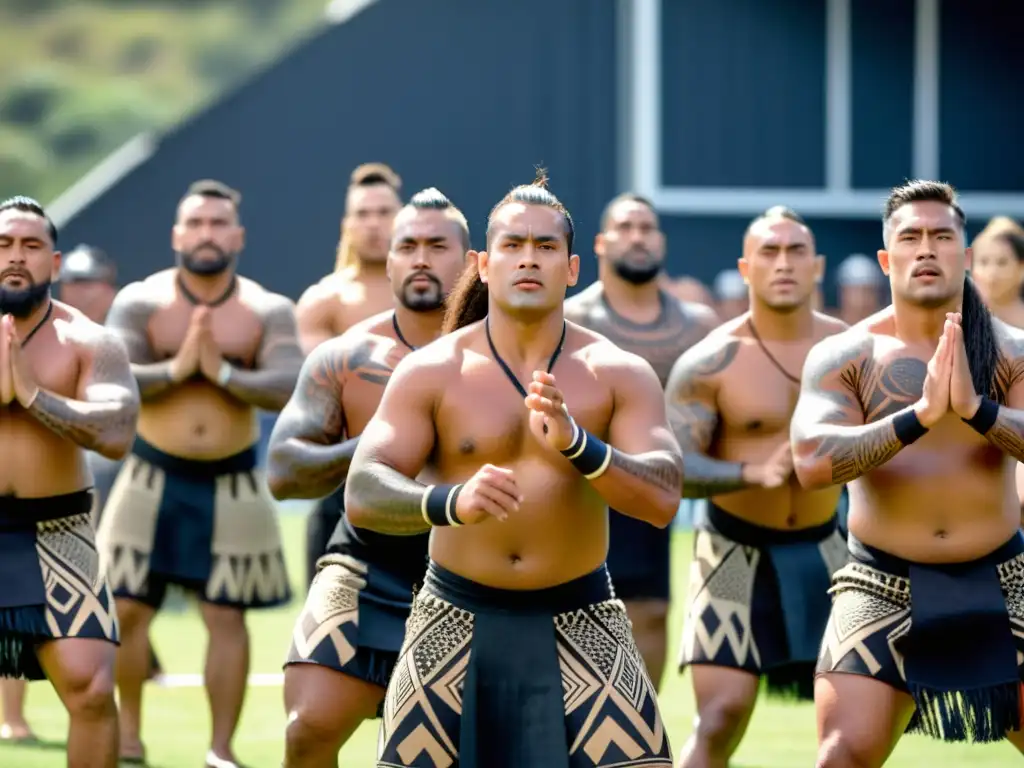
[[2, 512, 1020, 767]]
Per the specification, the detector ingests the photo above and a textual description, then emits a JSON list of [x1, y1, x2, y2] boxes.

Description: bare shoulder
[[575, 327, 661, 390], [107, 276, 168, 319], [666, 316, 748, 385], [802, 325, 876, 384], [236, 277, 296, 320], [563, 283, 603, 320], [54, 301, 131, 361], [812, 311, 850, 340], [676, 297, 721, 332]]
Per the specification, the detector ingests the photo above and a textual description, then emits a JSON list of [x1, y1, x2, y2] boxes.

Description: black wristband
[[560, 419, 613, 479], [893, 409, 929, 446], [962, 396, 999, 436], [420, 484, 463, 527]]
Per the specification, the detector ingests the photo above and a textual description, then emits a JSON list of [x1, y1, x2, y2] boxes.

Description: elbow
[[342, 474, 375, 531], [96, 439, 131, 462], [792, 457, 832, 491], [266, 471, 289, 501], [648, 490, 680, 529]]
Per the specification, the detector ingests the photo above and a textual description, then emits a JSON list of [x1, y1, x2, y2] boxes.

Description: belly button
[[509, 554, 521, 565], [934, 529, 948, 539], [194, 424, 205, 436], [785, 514, 796, 528]]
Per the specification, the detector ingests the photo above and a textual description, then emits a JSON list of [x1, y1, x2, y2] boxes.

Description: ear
[[737, 257, 749, 284], [473, 250, 489, 284], [567, 253, 581, 288], [237, 225, 246, 251], [964, 245, 973, 273], [50, 250, 62, 283], [814, 254, 826, 284], [593, 233, 605, 259], [877, 249, 890, 276]]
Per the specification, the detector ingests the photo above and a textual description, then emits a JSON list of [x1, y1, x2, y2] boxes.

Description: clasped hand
[[169, 308, 226, 385], [916, 312, 982, 427], [0, 314, 39, 408]]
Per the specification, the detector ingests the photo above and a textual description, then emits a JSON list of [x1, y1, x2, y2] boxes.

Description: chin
[[761, 297, 806, 313]]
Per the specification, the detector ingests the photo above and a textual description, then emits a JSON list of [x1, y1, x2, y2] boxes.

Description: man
[[97, 179, 302, 767], [712, 268, 748, 320], [0, 196, 139, 768], [344, 172, 681, 767], [792, 180, 1024, 765], [564, 192, 718, 689], [296, 163, 402, 588], [835, 253, 885, 324], [265, 188, 469, 766], [663, 274, 717, 309], [665, 206, 848, 767]]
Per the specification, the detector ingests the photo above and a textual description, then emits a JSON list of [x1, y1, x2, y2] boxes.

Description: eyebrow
[[397, 235, 447, 245], [500, 233, 561, 244], [0, 234, 44, 245], [897, 226, 957, 236]]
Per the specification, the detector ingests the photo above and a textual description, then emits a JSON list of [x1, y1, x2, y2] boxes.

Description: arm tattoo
[[27, 331, 140, 458], [104, 285, 177, 400], [223, 297, 304, 411], [977, 338, 1024, 461], [666, 339, 750, 498], [986, 411, 1024, 461], [608, 449, 683, 494], [267, 339, 394, 499], [346, 462, 432, 535]]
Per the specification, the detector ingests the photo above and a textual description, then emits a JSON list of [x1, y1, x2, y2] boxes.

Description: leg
[[114, 597, 156, 761], [200, 601, 249, 763], [306, 494, 341, 588], [283, 663, 384, 767], [622, 599, 669, 690], [0, 679, 33, 740], [37, 637, 118, 768], [678, 665, 759, 768], [814, 673, 915, 768]]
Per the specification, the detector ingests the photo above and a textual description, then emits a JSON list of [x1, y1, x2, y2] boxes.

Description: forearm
[[27, 390, 138, 459], [267, 436, 360, 500], [344, 461, 433, 535], [588, 449, 683, 528], [223, 367, 300, 411], [681, 452, 752, 498], [131, 362, 178, 400], [971, 399, 1024, 461]]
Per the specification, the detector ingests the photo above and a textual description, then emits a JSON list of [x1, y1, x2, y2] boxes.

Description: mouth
[[514, 278, 543, 290], [912, 267, 941, 279], [771, 279, 797, 288]]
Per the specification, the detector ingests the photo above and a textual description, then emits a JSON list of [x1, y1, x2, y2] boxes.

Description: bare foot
[[205, 749, 245, 767], [0, 721, 37, 742]]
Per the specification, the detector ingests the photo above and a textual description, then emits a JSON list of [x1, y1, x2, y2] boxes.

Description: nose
[[412, 246, 430, 270], [775, 250, 795, 272], [915, 236, 938, 259], [517, 244, 540, 271]]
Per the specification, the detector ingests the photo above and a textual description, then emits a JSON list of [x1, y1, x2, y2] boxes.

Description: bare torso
[[707, 313, 846, 528], [297, 268, 394, 353], [428, 324, 619, 589], [337, 314, 414, 438], [0, 304, 102, 496]]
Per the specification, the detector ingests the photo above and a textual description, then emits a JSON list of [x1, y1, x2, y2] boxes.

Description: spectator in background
[[835, 253, 884, 324], [57, 244, 118, 324], [662, 273, 717, 309], [712, 268, 748, 319], [972, 230, 1024, 329]]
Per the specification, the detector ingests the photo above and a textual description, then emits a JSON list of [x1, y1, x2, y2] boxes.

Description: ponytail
[[961, 276, 1002, 401], [442, 260, 489, 334]]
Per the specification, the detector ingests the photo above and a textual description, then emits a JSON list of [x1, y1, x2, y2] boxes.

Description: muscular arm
[[27, 328, 140, 460], [584, 351, 684, 527], [665, 338, 755, 498], [976, 337, 1024, 461], [221, 294, 304, 411], [344, 353, 441, 535], [791, 333, 916, 489], [104, 282, 178, 400]]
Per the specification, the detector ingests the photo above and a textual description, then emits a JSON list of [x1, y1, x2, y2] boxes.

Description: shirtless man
[[296, 163, 402, 586], [344, 173, 681, 766], [665, 206, 848, 768], [0, 196, 139, 768], [97, 179, 302, 767], [792, 180, 1024, 766], [266, 188, 469, 766], [564, 192, 718, 688]]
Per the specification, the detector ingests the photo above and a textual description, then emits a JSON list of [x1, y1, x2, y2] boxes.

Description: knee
[[285, 706, 343, 756], [115, 600, 151, 634], [65, 665, 117, 721], [202, 605, 248, 639], [694, 697, 750, 746], [816, 732, 877, 768]]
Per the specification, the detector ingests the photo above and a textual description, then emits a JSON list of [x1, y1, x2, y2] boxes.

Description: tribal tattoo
[[266, 335, 401, 500], [104, 284, 179, 400], [222, 295, 303, 411], [607, 449, 684, 494], [27, 329, 140, 459], [664, 338, 752, 498], [344, 462, 435, 535], [975, 338, 1024, 461]]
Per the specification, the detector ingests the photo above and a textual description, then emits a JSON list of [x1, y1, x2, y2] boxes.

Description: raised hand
[[746, 439, 793, 489], [454, 464, 522, 524], [0, 316, 13, 406], [913, 314, 955, 427], [525, 371, 575, 451], [197, 314, 226, 385], [5, 315, 39, 408], [169, 308, 206, 383], [948, 312, 982, 419]]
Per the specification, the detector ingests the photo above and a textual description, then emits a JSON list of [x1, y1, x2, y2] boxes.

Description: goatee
[[0, 280, 51, 318]]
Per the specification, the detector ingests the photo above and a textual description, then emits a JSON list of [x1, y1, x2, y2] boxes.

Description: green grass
[[2, 513, 1021, 766]]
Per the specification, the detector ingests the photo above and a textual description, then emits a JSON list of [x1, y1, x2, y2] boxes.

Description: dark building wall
[[59, 0, 618, 300]]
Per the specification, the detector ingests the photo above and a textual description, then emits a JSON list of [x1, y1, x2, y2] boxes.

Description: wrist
[[420, 484, 464, 527], [895, 407, 930, 445], [19, 385, 39, 409], [560, 419, 613, 480], [962, 396, 999, 436], [740, 462, 761, 485], [912, 399, 938, 429]]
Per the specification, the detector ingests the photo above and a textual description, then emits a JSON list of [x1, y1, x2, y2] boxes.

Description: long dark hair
[[884, 180, 1001, 400], [441, 168, 574, 335]]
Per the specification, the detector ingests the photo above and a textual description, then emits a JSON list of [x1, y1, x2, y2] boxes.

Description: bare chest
[[340, 340, 408, 435], [717, 346, 806, 436], [434, 361, 613, 468], [19, 332, 81, 399], [149, 301, 263, 368]]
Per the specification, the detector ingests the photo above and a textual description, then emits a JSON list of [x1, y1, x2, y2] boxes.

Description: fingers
[[526, 381, 562, 403], [524, 393, 564, 415], [531, 371, 556, 386], [475, 484, 520, 521], [479, 465, 522, 500]]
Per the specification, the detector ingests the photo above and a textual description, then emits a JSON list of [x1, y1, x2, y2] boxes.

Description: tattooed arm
[[266, 335, 395, 500], [344, 349, 444, 535], [972, 329, 1024, 461], [220, 293, 304, 411], [664, 336, 759, 498], [586, 347, 684, 527], [105, 281, 180, 400], [791, 331, 917, 489], [26, 325, 140, 460]]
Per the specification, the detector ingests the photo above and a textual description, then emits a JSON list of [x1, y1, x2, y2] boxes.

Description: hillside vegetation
[[0, 0, 331, 203]]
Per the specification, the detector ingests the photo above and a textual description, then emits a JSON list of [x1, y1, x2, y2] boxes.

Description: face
[[738, 218, 822, 312], [595, 200, 665, 285], [60, 281, 116, 323], [344, 184, 400, 264], [971, 236, 1023, 304], [879, 201, 968, 308], [387, 208, 467, 312], [479, 203, 580, 320], [172, 194, 244, 276], [0, 210, 59, 317]]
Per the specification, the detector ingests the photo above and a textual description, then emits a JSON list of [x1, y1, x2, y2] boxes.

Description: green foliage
[[0, 0, 330, 202]]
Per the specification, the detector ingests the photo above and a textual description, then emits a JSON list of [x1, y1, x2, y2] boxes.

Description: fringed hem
[[0, 605, 49, 680], [765, 663, 817, 701], [907, 682, 1022, 743]]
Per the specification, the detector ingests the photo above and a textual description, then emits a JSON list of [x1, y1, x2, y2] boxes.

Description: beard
[[611, 247, 662, 285], [400, 273, 445, 312], [178, 243, 235, 276], [0, 279, 51, 318]]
